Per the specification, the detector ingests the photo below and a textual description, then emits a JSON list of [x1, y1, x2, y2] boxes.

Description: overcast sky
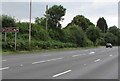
[[1, 0, 119, 27]]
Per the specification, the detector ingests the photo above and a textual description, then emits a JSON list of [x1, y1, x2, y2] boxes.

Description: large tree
[[35, 17, 46, 27], [108, 26, 119, 36], [67, 15, 94, 30], [108, 26, 120, 45], [63, 25, 87, 47], [86, 25, 101, 45], [97, 17, 108, 33], [47, 5, 66, 30], [105, 32, 118, 45], [1, 15, 16, 27]]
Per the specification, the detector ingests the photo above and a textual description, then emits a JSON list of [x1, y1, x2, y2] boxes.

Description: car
[[106, 43, 112, 48]]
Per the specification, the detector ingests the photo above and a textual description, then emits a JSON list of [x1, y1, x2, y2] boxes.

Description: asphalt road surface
[[1, 47, 118, 79]]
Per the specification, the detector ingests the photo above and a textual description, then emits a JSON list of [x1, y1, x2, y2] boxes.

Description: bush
[[63, 25, 87, 47]]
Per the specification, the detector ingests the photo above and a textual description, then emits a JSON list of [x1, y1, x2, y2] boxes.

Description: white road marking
[[0, 67, 9, 71], [2, 60, 7, 62], [84, 64, 86, 66], [72, 54, 86, 57], [32, 58, 63, 64], [20, 64, 23, 66], [72, 55, 80, 57], [46, 58, 63, 62], [89, 52, 95, 55], [42, 55, 51, 56], [94, 59, 101, 62], [53, 70, 71, 78], [109, 55, 113, 56]]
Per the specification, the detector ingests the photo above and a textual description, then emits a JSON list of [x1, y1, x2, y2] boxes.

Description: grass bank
[[2, 46, 101, 55]]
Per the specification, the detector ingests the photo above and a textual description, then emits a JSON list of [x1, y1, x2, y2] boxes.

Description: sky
[[1, 0, 119, 27]]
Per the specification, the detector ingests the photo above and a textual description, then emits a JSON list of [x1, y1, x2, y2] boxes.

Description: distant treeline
[[1, 5, 120, 51]]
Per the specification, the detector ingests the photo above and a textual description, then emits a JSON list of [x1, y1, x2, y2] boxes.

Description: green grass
[[2, 46, 101, 55]]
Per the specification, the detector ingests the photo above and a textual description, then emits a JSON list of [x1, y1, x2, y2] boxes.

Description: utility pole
[[46, 5, 48, 34], [29, 0, 32, 49]]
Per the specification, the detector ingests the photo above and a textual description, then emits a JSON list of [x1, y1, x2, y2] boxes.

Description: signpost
[[0, 27, 19, 51]]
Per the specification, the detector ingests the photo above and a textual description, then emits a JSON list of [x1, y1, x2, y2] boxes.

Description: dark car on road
[[106, 43, 112, 48]]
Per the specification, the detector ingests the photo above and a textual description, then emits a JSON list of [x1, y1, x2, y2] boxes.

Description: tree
[[105, 32, 118, 45], [35, 17, 46, 27], [67, 15, 94, 30], [86, 25, 101, 45], [1, 15, 16, 27], [63, 25, 87, 47], [47, 5, 66, 30], [108, 26, 119, 36], [97, 17, 108, 33], [108, 26, 120, 46]]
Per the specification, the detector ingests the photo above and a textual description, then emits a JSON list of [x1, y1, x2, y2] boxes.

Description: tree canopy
[[67, 15, 94, 30], [86, 25, 101, 45], [97, 17, 108, 33], [47, 5, 66, 30], [1, 15, 16, 27]]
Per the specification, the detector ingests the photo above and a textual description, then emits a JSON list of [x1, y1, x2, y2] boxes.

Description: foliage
[[96, 37, 105, 46], [63, 25, 87, 47], [48, 29, 64, 41], [47, 5, 66, 30], [107, 26, 120, 45], [105, 32, 118, 45], [67, 15, 94, 30], [35, 17, 46, 27], [86, 25, 101, 45], [97, 17, 108, 33], [2, 5, 120, 52], [108, 26, 120, 36], [1, 15, 16, 27]]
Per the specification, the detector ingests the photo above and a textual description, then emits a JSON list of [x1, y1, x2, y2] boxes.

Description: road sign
[[0, 27, 19, 51], [0, 27, 19, 32]]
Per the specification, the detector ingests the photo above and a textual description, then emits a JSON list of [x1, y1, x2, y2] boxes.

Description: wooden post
[[5, 32, 6, 42], [15, 32, 17, 51]]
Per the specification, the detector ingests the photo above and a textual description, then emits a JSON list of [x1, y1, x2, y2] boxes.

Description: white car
[[106, 43, 112, 48]]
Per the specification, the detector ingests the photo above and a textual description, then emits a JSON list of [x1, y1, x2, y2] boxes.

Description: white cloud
[[17, 18, 35, 23], [2, 1, 118, 27], [60, 2, 118, 27]]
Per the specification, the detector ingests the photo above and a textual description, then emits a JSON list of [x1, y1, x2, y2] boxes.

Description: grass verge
[[2, 46, 101, 55]]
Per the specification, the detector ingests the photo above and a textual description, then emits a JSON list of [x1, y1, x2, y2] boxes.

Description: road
[[1, 47, 118, 79]]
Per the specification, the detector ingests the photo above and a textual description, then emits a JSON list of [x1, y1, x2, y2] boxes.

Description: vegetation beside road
[[2, 46, 99, 55], [1, 5, 120, 54]]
